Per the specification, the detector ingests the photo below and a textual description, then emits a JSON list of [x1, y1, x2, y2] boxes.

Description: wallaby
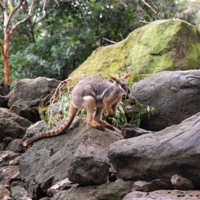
[[23, 72, 131, 146]]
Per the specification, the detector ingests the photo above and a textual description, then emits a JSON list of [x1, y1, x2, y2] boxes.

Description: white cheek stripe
[[118, 84, 126, 93]]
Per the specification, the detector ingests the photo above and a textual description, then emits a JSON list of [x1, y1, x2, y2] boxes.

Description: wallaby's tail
[[23, 102, 78, 146]]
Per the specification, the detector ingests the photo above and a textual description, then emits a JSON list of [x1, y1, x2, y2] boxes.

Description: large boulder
[[51, 179, 133, 200], [0, 108, 32, 143], [108, 112, 200, 189], [129, 70, 200, 131], [19, 118, 121, 199], [8, 77, 59, 122], [69, 19, 200, 86]]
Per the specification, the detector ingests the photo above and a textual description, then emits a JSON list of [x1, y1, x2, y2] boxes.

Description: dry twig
[[50, 78, 72, 105]]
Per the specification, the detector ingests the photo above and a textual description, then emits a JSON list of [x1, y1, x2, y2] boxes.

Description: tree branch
[[139, 0, 161, 20], [0, 0, 6, 10], [103, 38, 116, 44], [33, 5, 57, 26], [10, 0, 36, 35], [7, 0, 24, 29]]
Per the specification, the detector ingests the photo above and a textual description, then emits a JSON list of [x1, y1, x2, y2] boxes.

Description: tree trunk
[[3, 33, 11, 85]]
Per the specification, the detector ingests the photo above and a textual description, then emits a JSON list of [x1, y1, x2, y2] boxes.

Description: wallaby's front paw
[[107, 113, 115, 118], [105, 125, 115, 131]]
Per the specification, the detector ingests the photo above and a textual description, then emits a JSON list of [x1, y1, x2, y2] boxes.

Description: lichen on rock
[[69, 19, 200, 86]]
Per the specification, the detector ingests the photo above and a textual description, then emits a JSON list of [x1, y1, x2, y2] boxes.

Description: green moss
[[69, 19, 200, 87]]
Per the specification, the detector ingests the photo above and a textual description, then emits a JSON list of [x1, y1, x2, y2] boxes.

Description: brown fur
[[23, 72, 130, 146]]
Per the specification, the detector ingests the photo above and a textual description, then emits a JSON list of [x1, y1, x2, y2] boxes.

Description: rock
[[171, 174, 194, 190], [8, 77, 59, 122], [23, 121, 46, 140], [0, 165, 19, 185], [123, 190, 200, 200], [0, 81, 10, 108], [2, 196, 13, 200], [0, 142, 6, 151], [9, 172, 21, 184], [0, 151, 21, 166], [6, 139, 24, 153], [3, 137, 13, 146], [108, 112, 200, 189], [47, 178, 72, 197], [0, 184, 11, 200], [9, 156, 20, 165], [39, 198, 49, 200], [0, 108, 32, 142], [0, 81, 10, 96], [51, 179, 133, 200], [19, 117, 121, 199], [68, 156, 110, 186], [129, 70, 200, 131], [133, 179, 173, 192], [122, 124, 152, 139], [11, 185, 28, 200], [18, 197, 32, 200], [0, 95, 9, 108], [69, 19, 200, 86]]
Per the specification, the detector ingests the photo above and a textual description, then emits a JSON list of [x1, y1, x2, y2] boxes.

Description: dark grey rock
[[133, 179, 173, 192], [0, 81, 10, 108], [11, 185, 28, 200], [0, 165, 19, 185], [0, 108, 32, 142], [109, 112, 200, 189], [8, 77, 59, 122], [51, 179, 133, 200], [19, 117, 121, 199], [6, 139, 24, 153], [68, 156, 110, 186], [0, 142, 6, 151], [0, 184, 11, 200], [129, 70, 200, 131], [122, 124, 152, 139], [0, 151, 21, 166], [171, 174, 194, 190]]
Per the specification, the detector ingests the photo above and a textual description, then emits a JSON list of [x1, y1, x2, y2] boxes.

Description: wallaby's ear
[[108, 74, 118, 81], [122, 71, 131, 79]]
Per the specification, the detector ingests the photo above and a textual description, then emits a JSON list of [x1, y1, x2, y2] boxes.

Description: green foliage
[[0, 0, 188, 83], [129, 98, 157, 127], [102, 102, 127, 129]]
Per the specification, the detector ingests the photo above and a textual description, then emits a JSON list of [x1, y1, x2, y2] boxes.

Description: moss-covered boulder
[[69, 19, 200, 86]]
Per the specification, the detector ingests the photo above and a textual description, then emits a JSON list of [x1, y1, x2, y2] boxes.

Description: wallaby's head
[[108, 72, 131, 95]]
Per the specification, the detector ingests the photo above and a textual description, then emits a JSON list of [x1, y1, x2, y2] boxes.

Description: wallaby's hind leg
[[84, 97, 105, 131], [95, 107, 115, 131]]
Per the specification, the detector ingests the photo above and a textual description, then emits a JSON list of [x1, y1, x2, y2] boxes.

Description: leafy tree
[[0, 0, 36, 85], [0, 0, 57, 85], [1, 0, 199, 84]]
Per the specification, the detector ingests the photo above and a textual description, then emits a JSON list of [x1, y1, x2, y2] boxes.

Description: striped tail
[[23, 102, 78, 146]]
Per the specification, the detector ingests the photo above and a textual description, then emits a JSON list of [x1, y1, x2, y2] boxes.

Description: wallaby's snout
[[127, 88, 130, 94]]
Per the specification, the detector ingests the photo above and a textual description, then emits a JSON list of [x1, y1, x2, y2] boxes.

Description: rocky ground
[[0, 70, 200, 200], [1, 18, 200, 199]]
